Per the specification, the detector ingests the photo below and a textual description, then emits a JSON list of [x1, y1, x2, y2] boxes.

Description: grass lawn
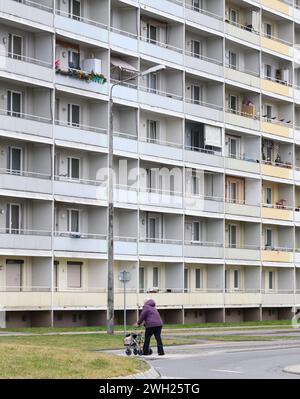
[[0, 333, 188, 379]]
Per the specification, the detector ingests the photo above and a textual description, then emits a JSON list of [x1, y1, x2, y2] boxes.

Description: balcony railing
[[225, 19, 260, 35], [113, 131, 137, 140], [184, 2, 223, 20], [226, 152, 258, 163], [0, 108, 52, 124], [0, 168, 51, 180], [55, 9, 108, 30], [226, 107, 258, 119], [185, 50, 223, 66], [0, 285, 51, 292], [225, 62, 260, 77], [140, 36, 183, 54], [261, 32, 292, 47], [141, 136, 182, 149], [55, 120, 107, 135], [263, 245, 293, 252], [261, 116, 292, 127], [185, 98, 223, 111], [226, 243, 261, 250], [140, 237, 183, 245], [262, 74, 292, 87], [3, 51, 52, 68], [261, 159, 293, 169], [0, 228, 51, 236], [110, 26, 138, 39], [54, 175, 106, 187], [54, 231, 107, 239], [225, 198, 260, 207], [262, 202, 293, 210], [185, 240, 223, 247], [16, 0, 54, 12], [140, 85, 183, 101], [185, 193, 224, 202]]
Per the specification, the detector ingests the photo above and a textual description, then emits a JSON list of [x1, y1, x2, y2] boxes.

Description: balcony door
[[229, 94, 238, 114], [147, 120, 159, 143], [6, 203, 22, 234], [152, 266, 159, 289], [69, 0, 81, 20], [8, 34, 23, 60], [68, 50, 80, 70], [227, 181, 237, 203], [147, 24, 158, 44], [147, 215, 161, 243], [228, 224, 237, 248], [67, 209, 80, 234], [226, 135, 240, 159], [191, 85, 202, 105], [67, 104, 80, 127], [265, 228, 273, 249], [7, 90, 22, 117], [184, 268, 189, 292], [191, 40, 202, 58], [8, 146, 23, 175], [6, 260, 23, 292], [147, 72, 158, 94], [67, 157, 80, 180]]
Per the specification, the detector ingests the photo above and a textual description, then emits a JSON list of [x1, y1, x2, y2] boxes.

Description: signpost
[[119, 270, 131, 335]]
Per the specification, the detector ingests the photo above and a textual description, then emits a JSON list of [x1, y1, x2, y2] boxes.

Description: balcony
[[184, 194, 224, 214], [294, 250, 300, 263], [139, 87, 184, 114], [139, 137, 183, 162], [261, 160, 293, 180], [225, 200, 261, 218], [53, 232, 107, 254], [0, 0, 54, 27], [225, 20, 260, 46], [114, 237, 138, 257], [225, 245, 261, 261], [54, 121, 107, 148], [0, 109, 52, 139], [260, 33, 293, 58], [140, 0, 184, 19], [261, 78, 293, 98], [261, 291, 295, 306], [114, 185, 138, 206], [113, 132, 138, 154], [53, 290, 106, 308], [54, 10, 108, 44], [295, 85, 300, 103], [261, 247, 293, 262], [182, 291, 224, 307], [139, 188, 183, 209], [185, 99, 223, 123], [185, 51, 223, 78], [225, 109, 260, 131], [0, 289, 51, 309], [261, 204, 293, 221], [225, 156, 260, 174], [183, 241, 224, 259], [139, 37, 184, 66], [54, 176, 107, 202], [139, 238, 183, 258], [224, 291, 261, 306], [0, 229, 51, 252], [0, 169, 52, 196], [225, 67, 260, 89], [184, 147, 223, 168], [261, 0, 293, 16], [110, 28, 138, 53], [261, 118, 293, 139], [112, 81, 139, 103], [0, 53, 53, 83], [184, 4, 223, 32], [295, 126, 300, 143]]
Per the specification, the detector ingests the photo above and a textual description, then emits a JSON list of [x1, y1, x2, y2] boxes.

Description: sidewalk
[[283, 364, 300, 375]]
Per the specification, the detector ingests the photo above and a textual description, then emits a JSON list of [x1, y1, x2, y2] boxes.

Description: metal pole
[[107, 88, 114, 335], [124, 277, 126, 336]]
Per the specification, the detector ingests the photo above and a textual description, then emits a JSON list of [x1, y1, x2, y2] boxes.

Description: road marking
[[211, 369, 243, 374]]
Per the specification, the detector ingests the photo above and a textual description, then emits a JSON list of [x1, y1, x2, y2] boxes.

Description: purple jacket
[[137, 299, 163, 328]]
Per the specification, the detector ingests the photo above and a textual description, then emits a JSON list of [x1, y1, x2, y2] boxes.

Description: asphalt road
[[148, 342, 300, 379]]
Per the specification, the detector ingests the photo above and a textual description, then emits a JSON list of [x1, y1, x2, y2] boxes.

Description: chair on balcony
[[276, 199, 287, 209]]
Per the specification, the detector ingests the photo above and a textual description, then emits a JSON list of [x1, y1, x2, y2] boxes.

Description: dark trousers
[[143, 326, 164, 355]]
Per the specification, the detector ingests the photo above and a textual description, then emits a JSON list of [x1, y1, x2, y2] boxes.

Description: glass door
[[8, 34, 23, 60], [6, 204, 21, 234], [7, 91, 22, 117], [228, 224, 237, 248], [8, 147, 22, 175]]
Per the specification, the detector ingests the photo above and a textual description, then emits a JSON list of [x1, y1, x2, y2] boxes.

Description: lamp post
[[107, 64, 166, 334], [119, 270, 131, 336]]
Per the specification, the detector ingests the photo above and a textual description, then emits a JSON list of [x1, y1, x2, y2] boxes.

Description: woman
[[135, 298, 165, 356]]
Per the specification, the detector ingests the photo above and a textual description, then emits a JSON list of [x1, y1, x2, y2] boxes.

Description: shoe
[[158, 352, 165, 356]]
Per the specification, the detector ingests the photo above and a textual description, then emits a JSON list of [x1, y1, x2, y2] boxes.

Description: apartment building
[[2, 0, 300, 327]]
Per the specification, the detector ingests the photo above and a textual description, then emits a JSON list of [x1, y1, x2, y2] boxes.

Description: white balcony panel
[[110, 32, 138, 52], [225, 202, 261, 218], [225, 248, 260, 261], [114, 188, 138, 205], [139, 191, 183, 209], [225, 112, 260, 131], [141, 0, 184, 18], [294, 212, 300, 222], [262, 293, 294, 306], [54, 181, 107, 201], [0, 0, 54, 26], [295, 294, 300, 305], [185, 102, 223, 122], [225, 157, 260, 174], [54, 125, 107, 148], [139, 41, 183, 65], [54, 237, 107, 253], [139, 242, 183, 257], [139, 91, 184, 113], [295, 128, 300, 143], [0, 114, 52, 138], [185, 9, 223, 32], [295, 88, 300, 103], [295, 46, 300, 63], [0, 234, 51, 251], [114, 136, 137, 154], [224, 293, 261, 306], [139, 142, 183, 161], [114, 241, 138, 256], [113, 85, 138, 103], [225, 23, 260, 46], [0, 175, 52, 195], [294, 170, 300, 182], [0, 56, 53, 82], [184, 245, 224, 259], [185, 56, 223, 77], [56, 73, 108, 95], [295, 252, 300, 263], [0, 292, 51, 309], [185, 197, 224, 213], [53, 292, 106, 308], [225, 68, 260, 89], [55, 15, 108, 43], [184, 149, 223, 168], [295, 9, 300, 24]]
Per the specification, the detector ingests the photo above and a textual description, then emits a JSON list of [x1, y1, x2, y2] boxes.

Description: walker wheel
[[125, 348, 132, 356], [138, 349, 143, 356], [133, 348, 138, 356]]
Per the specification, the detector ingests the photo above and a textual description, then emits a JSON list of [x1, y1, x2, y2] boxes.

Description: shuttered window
[[67, 262, 82, 288]]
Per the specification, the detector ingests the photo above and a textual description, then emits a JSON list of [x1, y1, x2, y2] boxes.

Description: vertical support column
[[0, 308, 6, 329]]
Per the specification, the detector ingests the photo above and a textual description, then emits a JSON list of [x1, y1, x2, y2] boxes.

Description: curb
[[113, 363, 160, 379], [283, 365, 300, 375]]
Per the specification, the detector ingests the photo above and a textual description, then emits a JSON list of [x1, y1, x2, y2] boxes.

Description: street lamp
[[107, 64, 166, 334], [119, 270, 131, 336]]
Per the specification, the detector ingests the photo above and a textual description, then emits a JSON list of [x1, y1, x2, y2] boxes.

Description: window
[[148, 217, 157, 242], [67, 262, 82, 288], [69, 0, 81, 20], [263, 104, 272, 121], [8, 147, 22, 175], [229, 8, 238, 24], [195, 269, 201, 289], [225, 269, 228, 291], [227, 135, 240, 159], [191, 40, 201, 58], [265, 229, 273, 249], [228, 181, 237, 203], [153, 267, 159, 288], [268, 271, 274, 290], [147, 72, 158, 94], [265, 64, 272, 80], [233, 270, 239, 290], [191, 128, 204, 150], [265, 23, 272, 38], [192, 222, 201, 242], [67, 104, 80, 127], [139, 267, 145, 291], [8, 34, 23, 60], [67, 209, 80, 234], [228, 224, 237, 248], [7, 90, 22, 117], [184, 268, 189, 291], [228, 51, 238, 70], [54, 261, 59, 291], [67, 157, 80, 180], [147, 24, 157, 44], [191, 85, 202, 105], [6, 260, 23, 292], [229, 95, 238, 113], [192, 169, 200, 195], [265, 187, 273, 205], [192, 0, 202, 12], [147, 120, 159, 143], [68, 50, 80, 70], [6, 203, 22, 234]]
